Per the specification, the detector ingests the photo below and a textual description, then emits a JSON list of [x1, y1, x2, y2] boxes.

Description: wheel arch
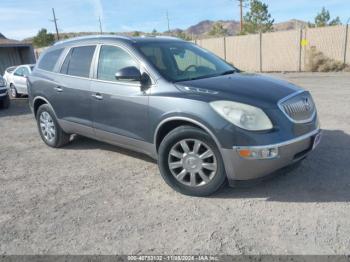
[[154, 117, 222, 152], [33, 96, 56, 119]]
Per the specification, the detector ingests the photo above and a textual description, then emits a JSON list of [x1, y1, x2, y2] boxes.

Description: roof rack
[[139, 35, 182, 40], [53, 35, 133, 46], [155, 35, 182, 40]]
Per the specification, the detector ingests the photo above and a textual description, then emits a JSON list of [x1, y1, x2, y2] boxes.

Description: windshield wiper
[[220, 70, 236, 76]]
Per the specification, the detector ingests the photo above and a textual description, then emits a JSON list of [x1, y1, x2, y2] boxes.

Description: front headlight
[[210, 101, 273, 131]]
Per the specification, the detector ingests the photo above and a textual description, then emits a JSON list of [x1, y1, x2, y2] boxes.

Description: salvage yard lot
[[0, 72, 349, 254]]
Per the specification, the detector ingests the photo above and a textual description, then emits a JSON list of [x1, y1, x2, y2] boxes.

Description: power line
[[50, 8, 60, 41]]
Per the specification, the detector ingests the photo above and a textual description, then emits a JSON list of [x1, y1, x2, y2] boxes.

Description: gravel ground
[[0, 72, 349, 255]]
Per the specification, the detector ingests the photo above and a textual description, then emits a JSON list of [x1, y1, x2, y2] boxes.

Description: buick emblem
[[303, 97, 312, 111]]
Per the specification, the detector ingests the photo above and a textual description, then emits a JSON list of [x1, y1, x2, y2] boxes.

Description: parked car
[[0, 75, 10, 109], [6, 64, 34, 98], [28, 35, 321, 196], [3, 66, 17, 86]]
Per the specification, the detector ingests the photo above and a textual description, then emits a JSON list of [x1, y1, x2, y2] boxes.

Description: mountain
[[176, 19, 309, 37], [273, 19, 309, 31], [185, 20, 241, 36]]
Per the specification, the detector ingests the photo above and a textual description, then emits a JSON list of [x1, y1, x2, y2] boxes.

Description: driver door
[[91, 45, 150, 148]]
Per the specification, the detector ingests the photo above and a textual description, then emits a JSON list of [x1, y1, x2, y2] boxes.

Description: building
[[0, 33, 36, 74]]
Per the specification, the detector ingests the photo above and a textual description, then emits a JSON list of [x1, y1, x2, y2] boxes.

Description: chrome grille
[[279, 92, 316, 123]]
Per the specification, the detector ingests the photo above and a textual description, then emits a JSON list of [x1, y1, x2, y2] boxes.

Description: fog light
[[237, 147, 278, 159]]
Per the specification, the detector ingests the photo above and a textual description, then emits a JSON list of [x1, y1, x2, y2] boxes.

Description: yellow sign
[[301, 39, 309, 47]]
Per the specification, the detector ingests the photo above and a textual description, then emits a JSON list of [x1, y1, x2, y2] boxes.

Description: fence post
[[344, 24, 349, 65], [298, 29, 302, 72], [223, 37, 227, 61], [259, 32, 262, 72]]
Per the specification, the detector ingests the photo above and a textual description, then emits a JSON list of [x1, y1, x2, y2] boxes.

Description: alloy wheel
[[168, 139, 217, 187], [39, 111, 56, 143]]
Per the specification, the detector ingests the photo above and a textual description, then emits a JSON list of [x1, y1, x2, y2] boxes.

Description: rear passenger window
[[60, 46, 96, 78], [38, 48, 64, 71]]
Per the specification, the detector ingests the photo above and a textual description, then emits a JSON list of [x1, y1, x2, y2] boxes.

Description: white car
[[3, 66, 16, 86], [5, 64, 35, 98]]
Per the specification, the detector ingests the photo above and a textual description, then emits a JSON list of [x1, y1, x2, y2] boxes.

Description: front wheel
[[10, 84, 18, 98], [158, 126, 226, 196]]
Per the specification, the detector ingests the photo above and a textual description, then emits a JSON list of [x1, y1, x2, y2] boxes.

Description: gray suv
[[28, 35, 321, 196]]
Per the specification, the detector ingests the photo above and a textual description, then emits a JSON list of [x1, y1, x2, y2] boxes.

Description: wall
[[194, 25, 349, 72]]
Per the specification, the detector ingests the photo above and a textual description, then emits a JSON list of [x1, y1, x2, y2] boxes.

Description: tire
[[36, 104, 70, 148], [10, 84, 18, 98], [0, 95, 10, 109], [158, 125, 226, 196]]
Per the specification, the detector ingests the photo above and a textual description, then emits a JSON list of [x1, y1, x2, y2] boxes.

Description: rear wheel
[[10, 84, 18, 98], [158, 126, 226, 196], [36, 104, 70, 148]]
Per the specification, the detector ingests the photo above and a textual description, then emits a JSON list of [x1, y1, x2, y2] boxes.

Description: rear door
[[51, 45, 96, 136], [91, 44, 150, 145]]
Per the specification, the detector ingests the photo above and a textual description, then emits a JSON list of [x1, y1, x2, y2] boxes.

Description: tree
[[32, 28, 55, 47], [174, 31, 191, 41], [208, 22, 228, 37], [151, 29, 159, 36], [314, 7, 341, 27], [242, 0, 274, 34], [132, 31, 141, 37]]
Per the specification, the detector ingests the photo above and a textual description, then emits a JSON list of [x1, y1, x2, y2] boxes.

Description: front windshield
[[135, 41, 237, 82]]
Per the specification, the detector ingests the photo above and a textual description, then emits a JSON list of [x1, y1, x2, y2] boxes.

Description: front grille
[[0, 88, 7, 94], [279, 92, 316, 123]]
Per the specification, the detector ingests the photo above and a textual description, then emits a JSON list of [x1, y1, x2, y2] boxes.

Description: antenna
[[50, 8, 60, 40]]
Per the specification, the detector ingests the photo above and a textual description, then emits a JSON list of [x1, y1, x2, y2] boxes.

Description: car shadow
[[212, 129, 350, 202]]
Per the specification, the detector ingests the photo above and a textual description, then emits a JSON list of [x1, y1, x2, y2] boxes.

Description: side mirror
[[115, 66, 141, 82]]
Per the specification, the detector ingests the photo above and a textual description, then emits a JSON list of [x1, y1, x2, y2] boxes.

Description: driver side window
[[97, 45, 138, 82], [172, 49, 216, 71]]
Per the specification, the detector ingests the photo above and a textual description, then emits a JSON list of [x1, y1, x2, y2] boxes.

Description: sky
[[1, 0, 349, 40]]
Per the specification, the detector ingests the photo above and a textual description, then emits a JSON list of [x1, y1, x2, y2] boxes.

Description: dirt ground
[[0, 72, 349, 255]]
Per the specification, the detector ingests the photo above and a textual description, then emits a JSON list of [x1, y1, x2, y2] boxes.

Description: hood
[[176, 73, 302, 108]]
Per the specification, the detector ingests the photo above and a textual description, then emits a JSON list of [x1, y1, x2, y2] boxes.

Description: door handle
[[54, 86, 63, 92], [92, 93, 103, 100]]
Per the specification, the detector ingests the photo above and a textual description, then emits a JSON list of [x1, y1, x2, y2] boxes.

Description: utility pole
[[166, 10, 170, 32], [99, 16, 103, 34], [238, 0, 244, 33], [51, 8, 60, 41]]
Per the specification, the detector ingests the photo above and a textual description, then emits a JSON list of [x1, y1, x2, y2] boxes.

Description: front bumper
[[221, 128, 321, 181]]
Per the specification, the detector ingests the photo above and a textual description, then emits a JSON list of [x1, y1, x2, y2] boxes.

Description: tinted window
[[136, 42, 235, 82], [22, 67, 30, 76], [61, 46, 96, 78], [97, 45, 138, 82], [14, 67, 24, 76], [38, 48, 64, 71]]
